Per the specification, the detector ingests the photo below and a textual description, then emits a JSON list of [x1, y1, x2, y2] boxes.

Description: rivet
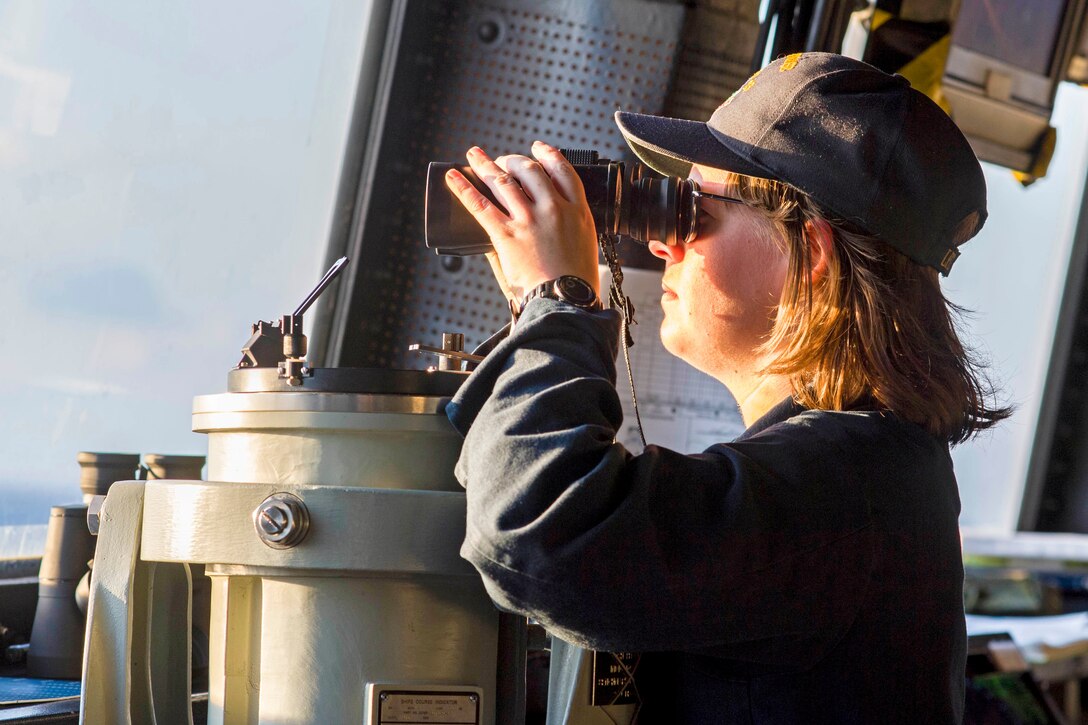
[[478, 20, 500, 44]]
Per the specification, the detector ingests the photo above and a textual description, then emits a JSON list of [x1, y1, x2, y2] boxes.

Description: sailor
[[444, 52, 1008, 723]]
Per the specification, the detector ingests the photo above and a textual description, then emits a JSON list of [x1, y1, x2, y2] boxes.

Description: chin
[[659, 324, 684, 360]]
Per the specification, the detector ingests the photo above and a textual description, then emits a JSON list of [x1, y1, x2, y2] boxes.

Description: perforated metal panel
[[335, 0, 686, 369], [664, 0, 760, 120]]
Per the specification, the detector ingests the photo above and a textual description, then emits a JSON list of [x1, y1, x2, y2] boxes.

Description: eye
[[695, 200, 722, 238]]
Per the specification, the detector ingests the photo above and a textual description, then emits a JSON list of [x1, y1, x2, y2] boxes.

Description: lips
[[661, 282, 677, 301]]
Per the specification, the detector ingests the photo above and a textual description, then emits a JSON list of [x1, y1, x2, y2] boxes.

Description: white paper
[[961, 530, 1088, 564], [966, 612, 1088, 662]]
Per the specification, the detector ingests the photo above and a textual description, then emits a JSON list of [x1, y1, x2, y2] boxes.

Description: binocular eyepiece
[[424, 150, 697, 255]]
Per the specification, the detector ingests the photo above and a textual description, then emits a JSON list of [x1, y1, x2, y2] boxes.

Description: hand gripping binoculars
[[424, 149, 699, 255]]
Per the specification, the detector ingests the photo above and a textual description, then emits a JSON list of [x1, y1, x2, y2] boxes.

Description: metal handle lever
[[409, 333, 483, 372], [294, 256, 350, 318]]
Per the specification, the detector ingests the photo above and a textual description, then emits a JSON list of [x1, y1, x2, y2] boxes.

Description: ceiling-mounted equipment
[[942, 0, 1088, 177]]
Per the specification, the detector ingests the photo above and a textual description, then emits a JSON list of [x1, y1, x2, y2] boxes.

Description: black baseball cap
[[615, 52, 987, 275]]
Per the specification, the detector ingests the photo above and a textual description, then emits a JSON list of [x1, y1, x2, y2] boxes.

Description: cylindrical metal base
[[193, 392, 462, 492], [29, 505, 96, 679], [205, 571, 497, 724], [77, 451, 140, 502], [176, 386, 499, 725]]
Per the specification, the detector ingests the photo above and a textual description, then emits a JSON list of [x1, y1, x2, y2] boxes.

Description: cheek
[[702, 225, 787, 314], [762, 247, 789, 305], [741, 223, 788, 308]]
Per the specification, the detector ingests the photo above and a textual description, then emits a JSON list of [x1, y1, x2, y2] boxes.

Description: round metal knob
[[253, 493, 310, 549]]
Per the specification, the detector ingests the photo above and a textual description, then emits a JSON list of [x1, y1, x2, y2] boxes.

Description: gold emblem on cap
[[723, 53, 801, 106], [740, 69, 762, 92], [780, 53, 802, 71]]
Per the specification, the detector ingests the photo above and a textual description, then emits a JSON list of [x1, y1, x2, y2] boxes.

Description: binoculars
[[424, 150, 697, 255]]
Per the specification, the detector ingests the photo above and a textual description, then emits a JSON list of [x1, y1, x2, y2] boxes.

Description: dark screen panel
[[953, 0, 1069, 75]]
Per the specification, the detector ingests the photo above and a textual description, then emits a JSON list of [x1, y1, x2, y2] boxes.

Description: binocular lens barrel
[[424, 153, 696, 256], [624, 174, 692, 248]]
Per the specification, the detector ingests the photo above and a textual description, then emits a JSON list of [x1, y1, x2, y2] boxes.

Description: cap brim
[[615, 110, 774, 181]]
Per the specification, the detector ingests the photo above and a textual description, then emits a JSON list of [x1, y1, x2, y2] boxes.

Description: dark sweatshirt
[[447, 299, 966, 724]]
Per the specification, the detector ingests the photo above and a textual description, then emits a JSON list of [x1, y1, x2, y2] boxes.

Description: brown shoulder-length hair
[[730, 174, 1011, 444]]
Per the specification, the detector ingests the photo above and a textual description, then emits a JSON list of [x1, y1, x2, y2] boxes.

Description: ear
[[803, 217, 834, 283]]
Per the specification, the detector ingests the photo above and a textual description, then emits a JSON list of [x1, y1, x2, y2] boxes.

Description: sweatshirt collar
[[734, 397, 805, 442]]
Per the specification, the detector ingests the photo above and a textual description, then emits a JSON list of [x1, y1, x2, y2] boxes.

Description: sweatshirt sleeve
[[446, 298, 876, 662]]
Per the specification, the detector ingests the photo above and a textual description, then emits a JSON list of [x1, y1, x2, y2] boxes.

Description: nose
[[648, 239, 684, 264]]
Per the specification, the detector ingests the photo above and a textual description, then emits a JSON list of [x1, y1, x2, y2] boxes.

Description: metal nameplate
[[366, 684, 482, 725], [591, 651, 641, 707]]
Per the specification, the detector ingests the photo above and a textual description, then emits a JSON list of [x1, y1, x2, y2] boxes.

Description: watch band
[[518, 275, 602, 320]]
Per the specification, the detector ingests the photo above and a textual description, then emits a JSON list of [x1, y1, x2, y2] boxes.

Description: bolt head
[[258, 506, 290, 535], [253, 493, 310, 549]]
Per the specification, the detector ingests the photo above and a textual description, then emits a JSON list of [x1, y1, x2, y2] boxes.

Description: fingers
[[444, 167, 510, 239], [494, 154, 556, 207], [445, 143, 599, 298], [531, 141, 586, 205], [454, 144, 582, 218], [465, 147, 535, 219]]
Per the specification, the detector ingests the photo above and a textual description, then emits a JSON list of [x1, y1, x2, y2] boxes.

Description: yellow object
[[898, 35, 952, 104], [870, 8, 894, 32], [1012, 127, 1058, 187], [780, 53, 802, 71]]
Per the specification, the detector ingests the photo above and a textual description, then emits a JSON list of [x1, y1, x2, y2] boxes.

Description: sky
[[946, 84, 1088, 530], [0, 1, 371, 534]]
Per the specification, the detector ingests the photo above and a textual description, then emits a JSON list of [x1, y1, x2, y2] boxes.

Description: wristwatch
[[518, 275, 602, 319]]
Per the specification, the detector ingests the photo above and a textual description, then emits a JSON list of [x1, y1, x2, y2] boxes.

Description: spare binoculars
[[424, 149, 697, 255]]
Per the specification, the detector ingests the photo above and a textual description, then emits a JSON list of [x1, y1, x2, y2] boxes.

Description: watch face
[[556, 275, 597, 306]]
